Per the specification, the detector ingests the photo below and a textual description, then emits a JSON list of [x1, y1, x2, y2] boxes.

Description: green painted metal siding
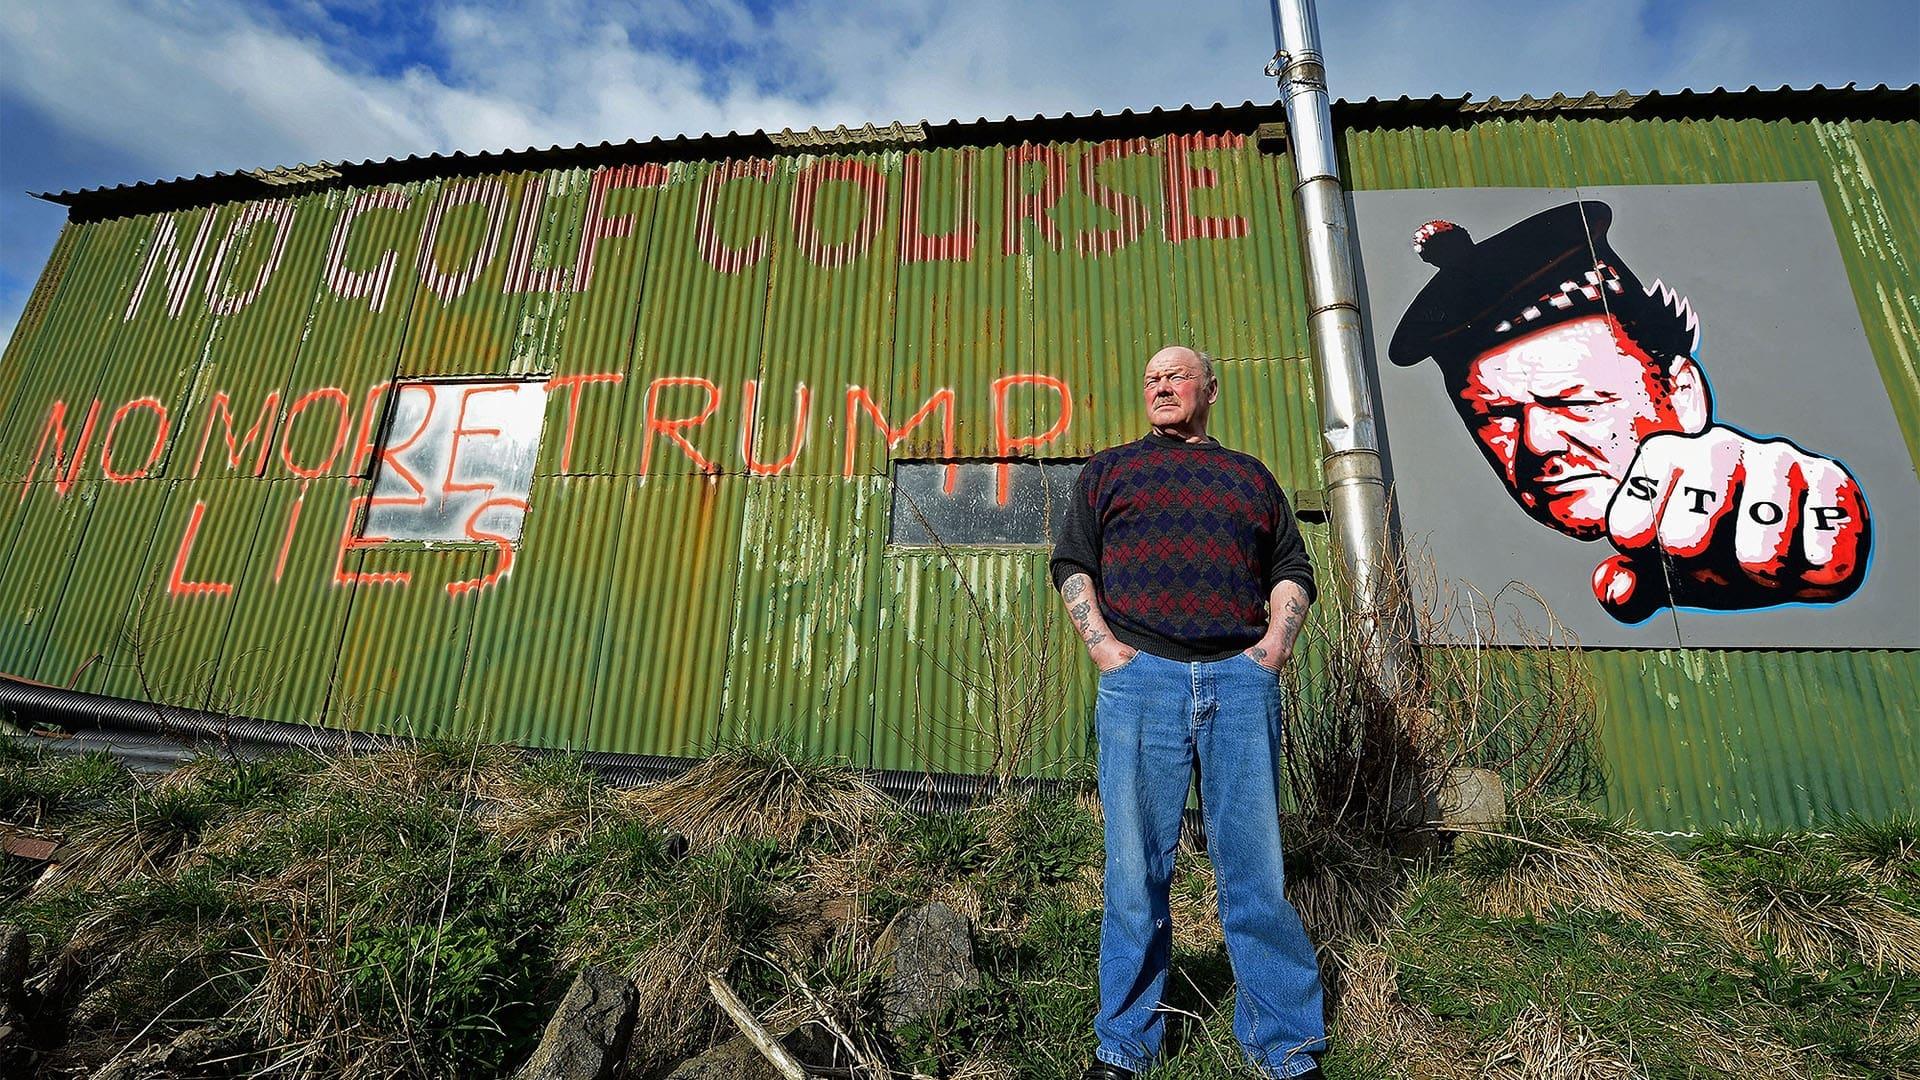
[[4, 140, 1294, 772], [0, 99, 1913, 830]]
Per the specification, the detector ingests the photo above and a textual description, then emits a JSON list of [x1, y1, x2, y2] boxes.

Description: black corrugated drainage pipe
[[0, 675, 1178, 833]]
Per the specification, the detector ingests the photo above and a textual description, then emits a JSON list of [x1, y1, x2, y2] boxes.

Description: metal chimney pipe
[[1268, 0, 1409, 681]]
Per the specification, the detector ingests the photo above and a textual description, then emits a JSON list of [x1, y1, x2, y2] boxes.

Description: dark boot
[[1082, 1064, 1136, 1080]]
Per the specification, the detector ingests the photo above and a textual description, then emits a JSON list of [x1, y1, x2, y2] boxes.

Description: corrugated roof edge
[[32, 83, 1920, 220]]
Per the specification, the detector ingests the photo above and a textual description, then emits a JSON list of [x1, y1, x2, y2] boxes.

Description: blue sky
[[2, 0, 1916, 350]]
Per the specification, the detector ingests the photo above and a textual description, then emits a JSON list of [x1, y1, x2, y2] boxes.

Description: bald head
[[1143, 344, 1219, 439], [1147, 345, 1214, 383]]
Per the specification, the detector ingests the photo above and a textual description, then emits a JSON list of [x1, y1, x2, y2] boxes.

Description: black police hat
[[1387, 200, 1687, 373]]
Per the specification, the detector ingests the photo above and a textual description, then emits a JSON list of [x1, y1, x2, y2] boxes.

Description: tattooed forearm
[[1246, 580, 1312, 669], [1272, 583, 1310, 653], [1060, 573, 1110, 648], [1070, 601, 1106, 646]]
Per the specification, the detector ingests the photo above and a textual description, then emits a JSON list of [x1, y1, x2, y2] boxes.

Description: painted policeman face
[[1452, 314, 1708, 539]]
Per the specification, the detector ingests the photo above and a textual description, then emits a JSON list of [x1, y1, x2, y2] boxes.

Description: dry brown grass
[[948, 1057, 1019, 1080], [1727, 861, 1920, 975], [554, 866, 755, 1078], [1480, 1003, 1643, 1080], [1168, 859, 1223, 953], [1059, 856, 1104, 918], [466, 762, 606, 858], [625, 747, 888, 851], [32, 807, 194, 896], [625, 914, 736, 1070], [221, 913, 418, 1080], [1328, 941, 1467, 1080], [925, 879, 988, 931], [1826, 812, 1920, 892], [1285, 539, 1599, 851], [1666, 1012, 1825, 1080], [1459, 804, 1737, 947], [1281, 818, 1408, 946], [30, 753, 266, 895]]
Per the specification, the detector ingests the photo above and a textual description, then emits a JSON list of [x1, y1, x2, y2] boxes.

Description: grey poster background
[[1351, 182, 1920, 649]]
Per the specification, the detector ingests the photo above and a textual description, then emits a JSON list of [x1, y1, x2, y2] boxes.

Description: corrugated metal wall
[[1, 105, 1913, 829], [0, 132, 1317, 786]]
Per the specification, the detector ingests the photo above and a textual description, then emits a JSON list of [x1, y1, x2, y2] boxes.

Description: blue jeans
[[1093, 648, 1326, 1077]]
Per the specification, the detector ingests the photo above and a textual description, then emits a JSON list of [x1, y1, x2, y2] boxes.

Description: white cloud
[[4, 0, 1914, 184]]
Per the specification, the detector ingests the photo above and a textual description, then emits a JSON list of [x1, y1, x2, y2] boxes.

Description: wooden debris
[[705, 972, 809, 1080]]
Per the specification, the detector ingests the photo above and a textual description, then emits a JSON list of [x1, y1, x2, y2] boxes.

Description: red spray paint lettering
[[100, 397, 169, 482], [167, 501, 234, 597], [991, 374, 1073, 505], [121, 143, 1255, 330], [31, 368, 1072, 600], [116, 143, 1259, 328]]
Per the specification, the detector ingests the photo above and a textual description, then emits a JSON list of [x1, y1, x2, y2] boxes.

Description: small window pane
[[366, 380, 546, 542], [889, 460, 1082, 546]]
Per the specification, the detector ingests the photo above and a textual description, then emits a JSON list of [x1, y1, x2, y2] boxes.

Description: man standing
[[1050, 345, 1325, 1080]]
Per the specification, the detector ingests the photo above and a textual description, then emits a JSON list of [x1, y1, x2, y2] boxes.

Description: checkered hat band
[[1492, 262, 1625, 335]]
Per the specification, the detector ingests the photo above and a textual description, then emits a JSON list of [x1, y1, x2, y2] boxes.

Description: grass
[[2, 738, 1918, 1079]]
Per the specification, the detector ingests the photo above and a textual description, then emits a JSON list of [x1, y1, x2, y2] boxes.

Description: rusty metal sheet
[[90, 204, 237, 483], [173, 191, 340, 486], [323, 544, 486, 736], [719, 476, 886, 764], [1587, 648, 1920, 831], [274, 181, 445, 481], [0, 481, 99, 676], [0, 224, 83, 441], [867, 546, 1094, 777], [36, 480, 177, 695], [531, 164, 668, 477], [588, 473, 745, 757], [207, 478, 362, 726], [1026, 137, 1177, 462], [396, 171, 541, 379], [752, 151, 904, 478], [887, 145, 1031, 463], [0, 484, 31, 605], [1205, 357, 1322, 491], [1180, 132, 1309, 364], [86, 478, 274, 708], [616, 159, 787, 480], [0, 217, 146, 478], [458, 474, 626, 748]]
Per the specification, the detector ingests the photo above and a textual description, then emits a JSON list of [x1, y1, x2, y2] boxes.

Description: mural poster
[[1354, 182, 1919, 648]]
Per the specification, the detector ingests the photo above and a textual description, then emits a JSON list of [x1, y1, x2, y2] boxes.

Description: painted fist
[[1592, 427, 1872, 622]]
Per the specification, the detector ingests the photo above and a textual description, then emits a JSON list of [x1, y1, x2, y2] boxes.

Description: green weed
[[7, 736, 1918, 1080]]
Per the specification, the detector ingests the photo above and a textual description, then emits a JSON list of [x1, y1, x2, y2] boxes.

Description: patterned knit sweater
[[1049, 432, 1316, 662]]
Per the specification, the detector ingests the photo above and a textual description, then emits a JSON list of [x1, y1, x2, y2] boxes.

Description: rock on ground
[[511, 966, 636, 1080], [874, 900, 979, 1031]]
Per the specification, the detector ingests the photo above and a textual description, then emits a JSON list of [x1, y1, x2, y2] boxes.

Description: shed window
[[365, 379, 546, 542], [888, 460, 1083, 547]]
